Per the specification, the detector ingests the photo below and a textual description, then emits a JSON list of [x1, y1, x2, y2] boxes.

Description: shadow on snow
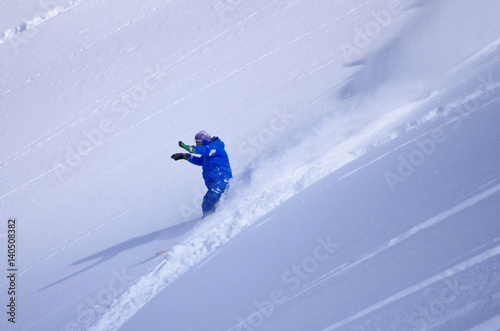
[[38, 218, 202, 291]]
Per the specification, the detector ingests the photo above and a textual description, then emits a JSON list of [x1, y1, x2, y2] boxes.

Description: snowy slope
[[1, 0, 500, 330], [122, 100, 500, 331]]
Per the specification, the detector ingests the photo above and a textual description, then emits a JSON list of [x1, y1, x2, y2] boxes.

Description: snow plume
[[340, 0, 500, 103]]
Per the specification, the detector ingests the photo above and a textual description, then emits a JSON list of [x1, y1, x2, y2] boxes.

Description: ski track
[[322, 243, 500, 331], [227, 183, 500, 331]]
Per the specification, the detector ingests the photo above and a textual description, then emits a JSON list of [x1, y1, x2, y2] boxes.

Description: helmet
[[194, 130, 212, 142]]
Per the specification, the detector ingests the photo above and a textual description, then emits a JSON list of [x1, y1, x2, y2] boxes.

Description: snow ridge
[[0, 0, 82, 46]]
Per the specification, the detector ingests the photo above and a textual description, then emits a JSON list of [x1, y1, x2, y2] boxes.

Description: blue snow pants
[[202, 179, 230, 217]]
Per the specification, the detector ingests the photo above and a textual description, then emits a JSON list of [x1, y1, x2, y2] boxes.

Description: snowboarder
[[171, 130, 233, 217]]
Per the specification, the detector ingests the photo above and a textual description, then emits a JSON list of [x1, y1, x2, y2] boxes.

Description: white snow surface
[[1, 0, 500, 330]]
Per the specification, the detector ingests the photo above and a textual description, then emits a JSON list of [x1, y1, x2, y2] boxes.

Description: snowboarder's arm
[[179, 141, 195, 153], [178, 141, 212, 157], [171, 153, 190, 161], [188, 155, 203, 166], [171, 152, 202, 166]]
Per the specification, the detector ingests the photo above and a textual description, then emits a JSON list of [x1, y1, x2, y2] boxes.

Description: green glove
[[179, 141, 195, 153]]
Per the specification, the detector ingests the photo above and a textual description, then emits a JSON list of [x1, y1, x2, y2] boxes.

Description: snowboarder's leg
[[202, 179, 229, 217]]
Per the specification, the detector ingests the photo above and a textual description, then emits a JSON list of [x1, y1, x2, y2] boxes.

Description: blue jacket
[[188, 137, 232, 188]]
